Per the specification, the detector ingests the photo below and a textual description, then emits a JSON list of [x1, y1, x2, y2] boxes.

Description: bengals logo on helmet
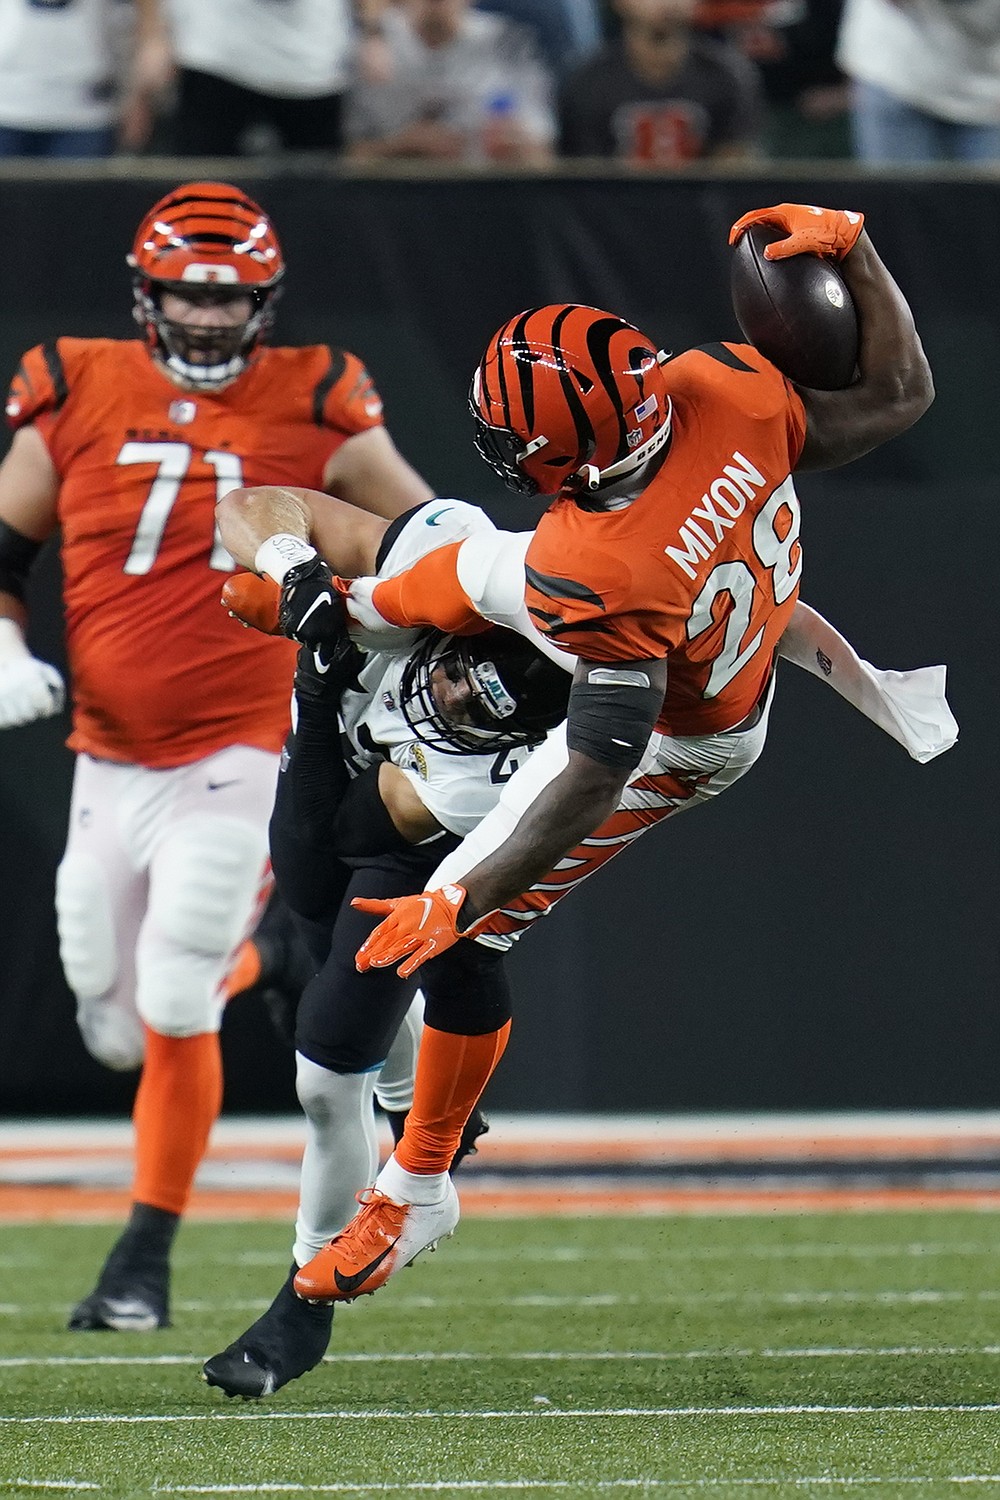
[[469, 304, 672, 501], [127, 182, 285, 391]]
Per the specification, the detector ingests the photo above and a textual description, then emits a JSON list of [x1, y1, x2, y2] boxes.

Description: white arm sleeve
[[778, 601, 959, 764], [456, 529, 576, 673], [428, 722, 570, 891]]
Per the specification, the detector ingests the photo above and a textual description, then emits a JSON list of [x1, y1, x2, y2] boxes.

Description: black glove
[[277, 556, 347, 646], [293, 636, 366, 710]]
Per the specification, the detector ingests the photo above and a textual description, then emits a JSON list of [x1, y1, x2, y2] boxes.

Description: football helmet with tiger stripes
[[470, 304, 672, 504], [128, 181, 285, 391]]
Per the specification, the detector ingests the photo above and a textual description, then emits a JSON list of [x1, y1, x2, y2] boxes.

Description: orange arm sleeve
[[370, 541, 491, 636]]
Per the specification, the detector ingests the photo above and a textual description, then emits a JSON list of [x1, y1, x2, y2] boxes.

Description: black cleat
[[451, 1106, 489, 1173], [68, 1205, 176, 1331], [68, 1286, 168, 1332], [203, 1267, 334, 1399], [381, 1104, 489, 1174]]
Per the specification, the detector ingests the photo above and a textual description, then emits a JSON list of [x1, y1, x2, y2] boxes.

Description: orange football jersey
[[524, 342, 807, 736], [6, 337, 385, 767]]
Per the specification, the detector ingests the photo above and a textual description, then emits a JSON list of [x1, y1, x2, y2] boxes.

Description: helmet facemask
[[399, 630, 569, 755], [470, 409, 548, 496], [133, 279, 281, 392]]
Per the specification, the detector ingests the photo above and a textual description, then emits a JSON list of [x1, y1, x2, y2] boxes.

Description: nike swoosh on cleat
[[425, 508, 452, 526], [332, 1244, 395, 1296], [207, 779, 241, 792]]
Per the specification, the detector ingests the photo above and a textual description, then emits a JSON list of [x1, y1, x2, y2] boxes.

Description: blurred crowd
[[0, 0, 997, 167]]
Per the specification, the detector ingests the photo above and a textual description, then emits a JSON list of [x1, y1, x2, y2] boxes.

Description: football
[[730, 223, 859, 390]]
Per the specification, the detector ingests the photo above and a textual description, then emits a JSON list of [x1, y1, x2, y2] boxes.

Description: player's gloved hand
[[729, 203, 865, 262], [0, 620, 65, 729], [278, 556, 351, 647], [293, 635, 365, 708], [221, 572, 282, 634], [353, 883, 481, 978]]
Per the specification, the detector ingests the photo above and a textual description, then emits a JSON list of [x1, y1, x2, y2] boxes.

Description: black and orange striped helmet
[[470, 304, 672, 501], [127, 182, 285, 390]]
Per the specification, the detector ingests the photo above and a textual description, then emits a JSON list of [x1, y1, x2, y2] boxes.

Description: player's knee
[[295, 1052, 375, 1130], [76, 997, 146, 1071], [136, 950, 224, 1037], [422, 943, 512, 1035], [151, 817, 268, 957], [56, 852, 144, 1070]]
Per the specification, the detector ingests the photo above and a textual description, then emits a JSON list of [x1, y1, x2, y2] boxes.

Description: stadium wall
[[0, 167, 995, 1116]]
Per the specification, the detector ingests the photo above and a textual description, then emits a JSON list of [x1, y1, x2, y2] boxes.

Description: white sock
[[293, 1054, 378, 1264], [374, 991, 424, 1114], [376, 1151, 449, 1206]]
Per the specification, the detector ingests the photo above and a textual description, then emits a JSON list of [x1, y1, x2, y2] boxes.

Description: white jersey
[[0, 0, 125, 131], [338, 500, 544, 839], [836, 0, 1000, 126], [166, 0, 353, 97]]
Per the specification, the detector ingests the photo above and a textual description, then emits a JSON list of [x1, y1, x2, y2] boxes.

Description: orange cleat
[[293, 1181, 459, 1304]]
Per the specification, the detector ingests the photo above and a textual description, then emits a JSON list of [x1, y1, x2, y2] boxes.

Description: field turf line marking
[[5, 1345, 1000, 1369], [150, 1481, 1000, 1494], [13, 1482, 1000, 1496], [4, 1404, 1000, 1426]]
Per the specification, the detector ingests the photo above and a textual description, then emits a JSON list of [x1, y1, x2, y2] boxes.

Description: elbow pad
[[0, 520, 42, 602], [565, 666, 662, 771]]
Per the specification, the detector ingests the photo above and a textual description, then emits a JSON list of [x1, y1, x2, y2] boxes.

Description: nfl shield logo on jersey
[[169, 400, 197, 425]]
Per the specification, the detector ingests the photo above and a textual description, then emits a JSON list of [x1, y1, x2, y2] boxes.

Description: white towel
[[778, 601, 959, 763]]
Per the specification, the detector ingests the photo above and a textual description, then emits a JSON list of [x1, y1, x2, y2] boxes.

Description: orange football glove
[[729, 203, 864, 261], [353, 883, 480, 978], [221, 572, 282, 634]]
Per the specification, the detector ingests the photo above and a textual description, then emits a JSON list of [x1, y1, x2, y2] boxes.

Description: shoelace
[[329, 1189, 407, 1259]]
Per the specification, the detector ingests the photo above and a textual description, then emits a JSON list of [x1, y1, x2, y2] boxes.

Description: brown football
[[730, 223, 859, 390]]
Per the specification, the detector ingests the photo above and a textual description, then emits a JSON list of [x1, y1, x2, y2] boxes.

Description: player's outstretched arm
[[216, 484, 388, 580], [0, 427, 65, 729], [794, 231, 934, 472], [355, 655, 667, 974]]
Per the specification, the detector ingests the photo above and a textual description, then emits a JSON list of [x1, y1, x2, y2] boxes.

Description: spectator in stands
[[159, 0, 362, 155], [477, 0, 605, 75], [346, 0, 557, 164], [738, 0, 850, 160], [559, 0, 763, 162], [0, 0, 169, 158], [836, 0, 1000, 162]]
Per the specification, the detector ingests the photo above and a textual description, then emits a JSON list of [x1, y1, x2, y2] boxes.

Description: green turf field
[[1, 1211, 999, 1498]]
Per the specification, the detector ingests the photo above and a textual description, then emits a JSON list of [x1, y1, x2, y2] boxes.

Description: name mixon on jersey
[[665, 449, 772, 580]]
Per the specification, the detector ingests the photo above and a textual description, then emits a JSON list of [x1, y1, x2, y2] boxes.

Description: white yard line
[[4, 1345, 1000, 1369], [4, 1404, 1000, 1425], [6, 1288, 1000, 1318], [13, 1482, 1000, 1495]]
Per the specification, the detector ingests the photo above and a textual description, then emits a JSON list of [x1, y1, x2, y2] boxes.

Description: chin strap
[[571, 391, 674, 494]]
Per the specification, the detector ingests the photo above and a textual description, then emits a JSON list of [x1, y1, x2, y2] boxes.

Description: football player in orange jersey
[[0, 181, 433, 1331], [240, 203, 938, 1303]]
